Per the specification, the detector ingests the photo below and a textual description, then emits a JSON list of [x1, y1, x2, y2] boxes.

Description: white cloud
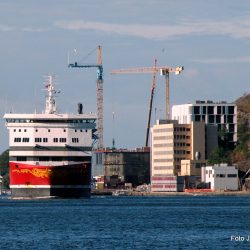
[[192, 56, 250, 64], [0, 24, 15, 32], [0, 24, 47, 32], [183, 68, 199, 78], [54, 18, 250, 40]]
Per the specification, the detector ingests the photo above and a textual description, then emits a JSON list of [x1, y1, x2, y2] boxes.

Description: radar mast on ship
[[44, 75, 58, 114]]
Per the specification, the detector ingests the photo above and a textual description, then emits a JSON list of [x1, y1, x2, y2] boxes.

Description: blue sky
[[1, 0, 250, 153]]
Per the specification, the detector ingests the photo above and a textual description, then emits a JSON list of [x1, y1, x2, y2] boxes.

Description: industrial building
[[92, 148, 150, 188], [172, 101, 237, 150], [201, 164, 238, 191], [150, 119, 206, 192]]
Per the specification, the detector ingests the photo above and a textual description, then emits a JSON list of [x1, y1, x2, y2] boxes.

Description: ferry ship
[[3, 76, 97, 198]]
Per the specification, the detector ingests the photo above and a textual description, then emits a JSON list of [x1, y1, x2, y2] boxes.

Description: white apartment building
[[172, 101, 237, 149], [201, 164, 238, 191]]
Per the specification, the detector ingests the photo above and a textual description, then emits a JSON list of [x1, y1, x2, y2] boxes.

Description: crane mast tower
[[68, 45, 104, 149]]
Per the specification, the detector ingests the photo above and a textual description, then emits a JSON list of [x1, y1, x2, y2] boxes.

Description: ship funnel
[[78, 103, 83, 114]]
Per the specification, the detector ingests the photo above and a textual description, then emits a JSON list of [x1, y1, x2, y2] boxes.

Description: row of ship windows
[[7, 119, 95, 123], [13, 129, 88, 133], [14, 156, 88, 162], [14, 137, 80, 143]]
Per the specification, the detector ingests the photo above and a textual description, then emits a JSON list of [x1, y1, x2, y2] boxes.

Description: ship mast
[[45, 75, 57, 114]]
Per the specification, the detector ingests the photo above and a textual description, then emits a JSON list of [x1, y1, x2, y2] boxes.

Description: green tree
[[0, 150, 9, 189], [208, 146, 229, 165], [237, 117, 250, 144]]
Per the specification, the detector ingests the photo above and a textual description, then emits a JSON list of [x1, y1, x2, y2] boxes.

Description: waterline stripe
[[10, 185, 91, 188]]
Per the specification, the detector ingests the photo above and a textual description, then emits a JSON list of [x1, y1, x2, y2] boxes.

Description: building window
[[227, 115, 234, 123], [229, 124, 235, 133], [216, 115, 221, 123], [59, 138, 66, 143], [14, 138, 21, 142], [48, 129, 51, 132], [193, 106, 200, 115], [217, 106, 222, 114], [195, 115, 200, 122], [216, 174, 226, 178], [35, 129, 38, 132], [202, 106, 206, 114], [154, 159, 173, 163], [154, 128, 172, 133], [154, 143, 173, 147], [14, 129, 16, 132], [75, 129, 77, 132], [24, 129, 27, 132], [154, 136, 169, 140], [53, 138, 58, 143], [154, 151, 173, 155], [228, 174, 237, 178], [43, 138, 48, 143], [72, 138, 79, 143], [208, 115, 214, 123], [208, 106, 214, 114], [19, 129, 21, 132], [228, 106, 235, 115], [22, 138, 29, 142], [35, 138, 42, 143], [64, 129, 66, 132]]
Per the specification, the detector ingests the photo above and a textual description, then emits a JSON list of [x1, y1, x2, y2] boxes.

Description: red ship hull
[[9, 161, 91, 198]]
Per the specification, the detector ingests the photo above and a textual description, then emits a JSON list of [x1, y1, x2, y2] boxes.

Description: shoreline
[[91, 189, 250, 196]]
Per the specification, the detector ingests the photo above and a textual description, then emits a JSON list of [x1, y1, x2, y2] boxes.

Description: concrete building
[[92, 148, 150, 188], [201, 164, 238, 191], [181, 159, 206, 176], [172, 101, 237, 151], [150, 120, 205, 192]]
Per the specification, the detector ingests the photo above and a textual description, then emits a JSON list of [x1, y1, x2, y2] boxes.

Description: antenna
[[112, 111, 115, 149], [67, 51, 70, 66]]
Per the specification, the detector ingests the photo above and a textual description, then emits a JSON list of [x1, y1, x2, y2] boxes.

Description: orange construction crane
[[111, 62, 184, 147]]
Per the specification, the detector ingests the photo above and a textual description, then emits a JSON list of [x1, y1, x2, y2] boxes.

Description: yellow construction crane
[[111, 62, 184, 147]]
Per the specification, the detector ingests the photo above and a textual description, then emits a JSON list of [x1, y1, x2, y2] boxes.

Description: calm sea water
[[0, 195, 250, 250]]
